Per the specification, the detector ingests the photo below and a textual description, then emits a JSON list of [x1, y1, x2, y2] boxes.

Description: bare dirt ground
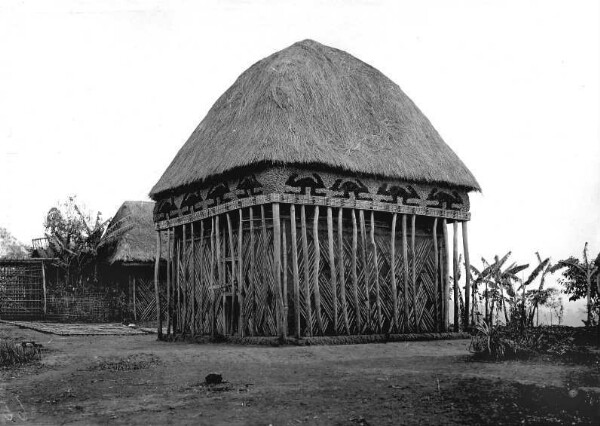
[[1, 323, 598, 425]]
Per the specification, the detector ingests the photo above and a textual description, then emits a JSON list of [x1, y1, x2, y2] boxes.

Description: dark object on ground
[[205, 373, 223, 385]]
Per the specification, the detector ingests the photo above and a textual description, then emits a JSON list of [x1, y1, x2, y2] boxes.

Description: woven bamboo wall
[[165, 203, 448, 337], [0, 261, 44, 319]]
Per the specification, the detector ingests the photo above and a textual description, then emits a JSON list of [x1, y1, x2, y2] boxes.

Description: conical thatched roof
[[100, 201, 160, 264], [150, 39, 479, 198]]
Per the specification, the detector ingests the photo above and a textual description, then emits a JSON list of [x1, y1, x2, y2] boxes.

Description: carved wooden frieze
[[153, 167, 470, 222]]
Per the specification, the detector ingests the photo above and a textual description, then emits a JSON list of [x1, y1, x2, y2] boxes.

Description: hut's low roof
[[150, 39, 480, 199], [100, 201, 159, 264]]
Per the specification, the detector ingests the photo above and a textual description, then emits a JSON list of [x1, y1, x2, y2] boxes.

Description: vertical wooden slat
[[370, 211, 382, 331], [301, 205, 312, 336], [154, 231, 162, 338], [390, 213, 398, 332], [351, 210, 360, 334], [41, 261, 47, 316], [133, 277, 137, 322], [199, 220, 204, 334], [442, 218, 450, 331], [191, 221, 195, 335], [226, 213, 235, 335], [249, 207, 256, 336], [260, 205, 268, 334], [282, 219, 288, 337], [290, 204, 301, 338], [176, 236, 181, 333], [338, 208, 349, 335], [183, 224, 188, 332], [273, 202, 285, 338], [462, 221, 471, 329], [210, 217, 216, 337], [453, 221, 460, 332], [313, 205, 324, 334], [432, 218, 439, 332], [402, 214, 410, 332], [238, 209, 244, 337], [167, 228, 172, 336], [411, 214, 418, 332], [215, 215, 222, 334], [359, 210, 370, 333], [327, 207, 338, 332]]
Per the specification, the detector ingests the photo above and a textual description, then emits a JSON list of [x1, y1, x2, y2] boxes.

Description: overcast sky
[[1, 0, 598, 324]]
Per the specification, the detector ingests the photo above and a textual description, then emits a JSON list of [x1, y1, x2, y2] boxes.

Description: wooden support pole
[[260, 205, 268, 334], [154, 231, 162, 338], [462, 221, 471, 329], [41, 261, 47, 316], [175, 235, 181, 333], [238, 209, 244, 337], [351, 210, 361, 334], [402, 215, 410, 332], [432, 218, 439, 332], [210, 217, 216, 337], [182, 224, 188, 333], [453, 221, 460, 332], [191, 221, 196, 335], [390, 213, 398, 332], [313, 205, 324, 334], [359, 209, 370, 333], [272, 202, 285, 339], [215, 215, 222, 334], [166, 228, 172, 336], [442, 219, 450, 332], [199, 220, 204, 334], [290, 204, 301, 338], [301, 205, 312, 336], [327, 207, 338, 332], [411, 214, 418, 332], [370, 211, 382, 332], [249, 207, 256, 336], [226, 213, 235, 335], [282, 219, 288, 337], [338, 208, 349, 335], [133, 277, 137, 322]]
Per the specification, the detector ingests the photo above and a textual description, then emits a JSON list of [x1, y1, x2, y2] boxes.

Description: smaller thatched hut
[[100, 201, 166, 322]]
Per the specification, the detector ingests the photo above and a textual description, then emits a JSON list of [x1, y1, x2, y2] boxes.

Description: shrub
[[0, 339, 42, 367]]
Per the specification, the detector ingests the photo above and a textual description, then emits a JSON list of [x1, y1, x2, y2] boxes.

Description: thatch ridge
[[150, 39, 480, 198], [100, 201, 160, 264]]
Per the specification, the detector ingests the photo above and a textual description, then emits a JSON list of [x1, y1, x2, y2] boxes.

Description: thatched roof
[[101, 201, 159, 264], [150, 39, 480, 198]]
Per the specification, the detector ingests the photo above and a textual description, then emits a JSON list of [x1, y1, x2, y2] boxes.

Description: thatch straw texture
[[101, 201, 160, 264], [150, 39, 479, 198]]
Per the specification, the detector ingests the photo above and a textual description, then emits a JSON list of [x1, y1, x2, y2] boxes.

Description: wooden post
[[215, 215, 222, 334], [402, 215, 410, 332], [290, 204, 301, 338], [282, 220, 288, 337], [199, 220, 204, 334], [177, 236, 182, 333], [249, 207, 256, 335], [411, 214, 418, 332], [453, 221, 460, 332], [273, 202, 285, 338], [301, 205, 312, 336], [462, 221, 471, 329], [260, 205, 268, 334], [370, 211, 382, 331], [442, 219, 450, 331], [226, 213, 235, 335], [182, 223, 188, 332], [313, 205, 324, 334], [210, 217, 216, 337], [390, 213, 398, 332], [41, 261, 47, 316], [351, 210, 361, 333], [154, 231, 162, 338], [166, 228, 171, 336], [432, 218, 439, 332], [191, 221, 196, 335], [359, 210, 370, 333], [327, 207, 338, 332], [133, 277, 137, 322], [338, 208, 349, 335], [238, 209, 244, 337]]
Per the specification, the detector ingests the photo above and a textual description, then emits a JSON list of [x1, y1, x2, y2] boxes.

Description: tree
[[557, 242, 600, 325], [44, 196, 110, 289], [0, 227, 29, 259]]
